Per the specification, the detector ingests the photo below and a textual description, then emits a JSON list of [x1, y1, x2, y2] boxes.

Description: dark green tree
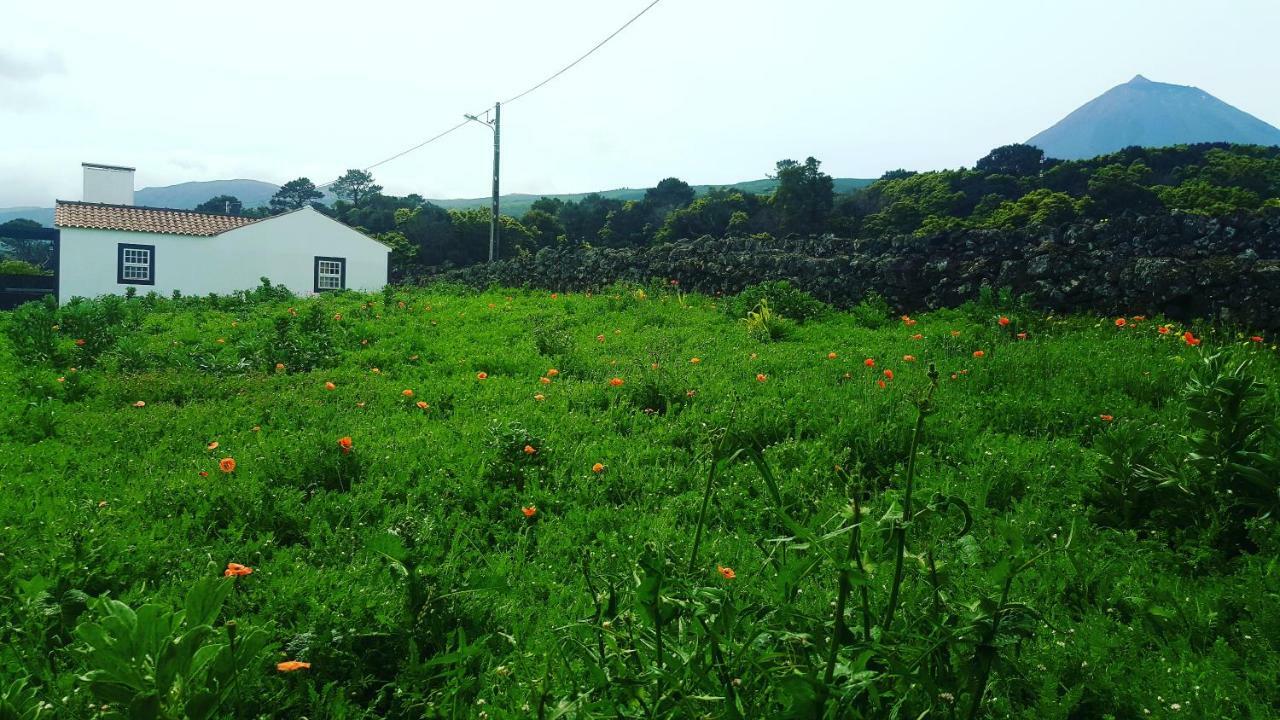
[[269, 178, 323, 213], [194, 195, 242, 215], [330, 169, 383, 208], [558, 194, 623, 243], [975, 144, 1046, 177], [772, 157, 834, 236]]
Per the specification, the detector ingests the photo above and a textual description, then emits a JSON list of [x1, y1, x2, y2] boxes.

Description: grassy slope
[[0, 287, 1276, 717]]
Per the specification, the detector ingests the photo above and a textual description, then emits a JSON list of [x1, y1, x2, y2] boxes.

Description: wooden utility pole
[[490, 102, 501, 263]]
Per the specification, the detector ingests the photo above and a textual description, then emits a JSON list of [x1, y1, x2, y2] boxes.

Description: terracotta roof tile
[[54, 201, 262, 236]]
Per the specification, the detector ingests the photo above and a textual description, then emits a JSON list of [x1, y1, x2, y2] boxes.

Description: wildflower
[[650, 362, 659, 370], [1017, 332, 1028, 340], [864, 358, 875, 367], [540, 376, 551, 384], [199, 471, 209, 477], [338, 436, 353, 454], [133, 400, 146, 408], [57, 376, 65, 383], [973, 350, 986, 358], [876, 380, 886, 389], [950, 330, 960, 337], [219, 458, 236, 473], [216, 338, 225, 344], [207, 441, 219, 451], [911, 333, 924, 341], [360, 338, 368, 345], [75, 338, 86, 347], [1132, 315, 1146, 322], [333, 313, 342, 321], [550, 293, 558, 299], [592, 462, 605, 473], [325, 381, 336, 391], [1100, 414, 1114, 422], [1182, 331, 1200, 346], [477, 372, 489, 380], [609, 377, 624, 387], [523, 444, 537, 455], [756, 373, 767, 382], [596, 334, 606, 342], [547, 368, 559, 377], [288, 307, 297, 316], [1250, 335, 1263, 343], [402, 389, 414, 397], [355, 401, 365, 408], [1115, 318, 1127, 327], [416, 401, 429, 410], [522, 505, 537, 518], [224, 562, 252, 577], [998, 316, 1010, 327], [251, 425, 260, 432], [1158, 325, 1171, 335], [686, 389, 697, 397], [717, 565, 736, 580], [275, 363, 285, 372], [883, 369, 894, 380], [903, 355, 916, 362], [534, 393, 545, 401], [371, 367, 381, 374], [827, 352, 837, 360], [690, 357, 701, 364], [276, 661, 310, 672], [901, 315, 917, 327], [409, 354, 419, 361]]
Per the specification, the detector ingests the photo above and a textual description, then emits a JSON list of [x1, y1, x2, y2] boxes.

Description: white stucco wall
[[83, 165, 135, 205], [58, 207, 389, 300]]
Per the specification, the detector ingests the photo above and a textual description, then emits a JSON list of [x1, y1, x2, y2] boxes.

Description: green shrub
[[728, 280, 829, 323]]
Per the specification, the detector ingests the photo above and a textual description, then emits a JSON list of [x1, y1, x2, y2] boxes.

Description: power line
[[318, 0, 664, 190]]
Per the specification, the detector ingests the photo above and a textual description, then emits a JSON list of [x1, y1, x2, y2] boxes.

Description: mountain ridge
[[1027, 74, 1280, 160]]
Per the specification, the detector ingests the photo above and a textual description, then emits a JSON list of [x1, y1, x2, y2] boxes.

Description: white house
[[56, 163, 389, 299]]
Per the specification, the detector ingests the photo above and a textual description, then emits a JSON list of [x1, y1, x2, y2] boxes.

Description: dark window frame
[[314, 256, 346, 292], [116, 243, 155, 286]]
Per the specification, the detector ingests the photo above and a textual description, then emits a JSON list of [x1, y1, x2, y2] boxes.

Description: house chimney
[[82, 163, 135, 205]]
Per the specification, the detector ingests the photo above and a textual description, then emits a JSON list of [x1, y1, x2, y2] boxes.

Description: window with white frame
[[314, 257, 346, 291], [116, 243, 155, 285]]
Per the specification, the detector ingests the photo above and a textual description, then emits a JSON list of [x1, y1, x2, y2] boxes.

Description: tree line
[[187, 142, 1280, 274]]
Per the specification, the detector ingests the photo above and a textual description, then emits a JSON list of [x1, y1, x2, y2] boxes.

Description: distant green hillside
[[426, 178, 874, 216]]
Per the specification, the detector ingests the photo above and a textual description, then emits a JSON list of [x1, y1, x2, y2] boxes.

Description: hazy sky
[[3, 0, 1279, 208]]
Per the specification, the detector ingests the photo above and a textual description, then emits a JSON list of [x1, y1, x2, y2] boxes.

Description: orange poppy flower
[[75, 338, 86, 347], [1100, 414, 1114, 422], [903, 355, 916, 362], [883, 369, 894, 380], [609, 377, 624, 387], [1158, 325, 1171, 335], [416, 401, 429, 410], [523, 444, 537, 455], [1115, 318, 1126, 327], [275, 363, 285, 372], [596, 334, 606, 342], [56, 376, 65, 383], [1182, 331, 1200, 346], [911, 333, 924, 341], [224, 562, 252, 577], [547, 368, 559, 377], [756, 373, 767, 382], [1016, 332, 1028, 340], [207, 441, 219, 451], [690, 357, 701, 364], [1250, 336, 1263, 343], [950, 330, 960, 337], [338, 436, 353, 454], [864, 358, 875, 367], [592, 462, 605, 473], [522, 505, 537, 518], [650, 362, 659, 370], [827, 352, 837, 360], [534, 393, 546, 401], [325, 381, 336, 391], [219, 457, 236, 473], [371, 367, 381, 374], [402, 389, 414, 397], [276, 661, 310, 672], [540, 376, 551, 384], [973, 350, 986, 358], [133, 400, 146, 408], [199, 471, 209, 477], [550, 293, 558, 299], [901, 316, 917, 327], [333, 313, 342, 321], [717, 565, 736, 580], [477, 372, 488, 380], [1132, 315, 1146, 322], [998, 316, 1010, 327]]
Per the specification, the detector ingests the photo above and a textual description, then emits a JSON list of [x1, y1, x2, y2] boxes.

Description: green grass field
[[1, 284, 1276, 719]]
